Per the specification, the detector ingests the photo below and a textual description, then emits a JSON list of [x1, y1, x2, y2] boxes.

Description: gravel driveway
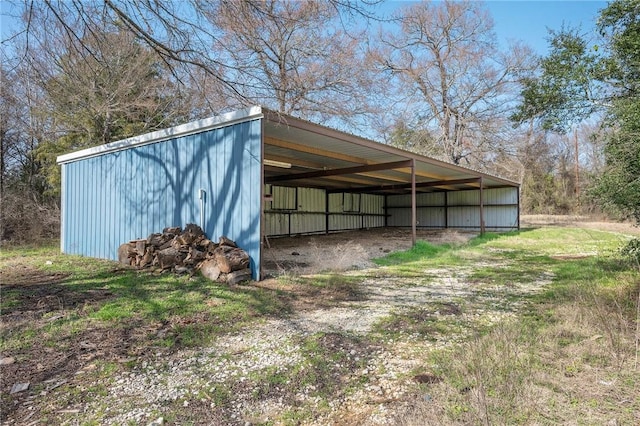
[[85, 260, 553, 425]]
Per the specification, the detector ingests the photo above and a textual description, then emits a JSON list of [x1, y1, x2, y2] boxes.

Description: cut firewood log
[[215, 247, 250, 273], [226, 268, 252, 285], [163, 226, 182, 235], [156, 247, 183, 270], [184, 247, 206, 265], [199, 259, 221, 281], [139, 247, 154, 268], [184, 223, 205, 236], [218, 236, 237, 248], [121, 227, 250, 279], [135, 239, 147, 256], [118, 243, 132, 265]]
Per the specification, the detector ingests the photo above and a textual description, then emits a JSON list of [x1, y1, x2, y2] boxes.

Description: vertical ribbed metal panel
[[61, 119, 262, 278], [386, 192, 445, 208], [386, 188, 518, 230], [297, 187, 325, 212], [447, 207, 481, 228], [360, 194, 384, 214], [447, 190, 480, 205], [271, 186, 296, 210], [291, 214, 325, 234], [483, 206, 519, 230], [264, 188, 384, 235], [264, 212, 289, 235], [329, 215, 360, 231], [484, 187, 518, 204], [328, 193, 343, 213]]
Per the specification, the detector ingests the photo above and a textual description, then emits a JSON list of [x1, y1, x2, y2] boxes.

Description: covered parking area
[[260, 109, 519, 260]]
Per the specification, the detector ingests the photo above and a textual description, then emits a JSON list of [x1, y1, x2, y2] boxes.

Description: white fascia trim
[[57, 106, 263, 164]]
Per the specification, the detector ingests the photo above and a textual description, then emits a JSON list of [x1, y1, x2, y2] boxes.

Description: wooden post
[[411, 159, 417, 246], [479, 177, 485, 236]]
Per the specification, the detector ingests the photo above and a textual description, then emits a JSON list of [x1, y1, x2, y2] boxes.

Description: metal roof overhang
[[262, 108, 519, 194]]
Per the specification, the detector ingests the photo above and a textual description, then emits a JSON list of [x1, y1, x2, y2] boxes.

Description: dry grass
[[262, 228, 477, 276], [521, 214, 640, 236], [394, 275, 640, 425]]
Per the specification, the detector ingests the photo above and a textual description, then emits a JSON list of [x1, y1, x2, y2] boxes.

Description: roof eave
[[56, 106, 264, 164]]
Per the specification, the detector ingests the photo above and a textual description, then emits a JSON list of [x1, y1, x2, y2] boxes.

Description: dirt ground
[[262, 228, 477, 276]]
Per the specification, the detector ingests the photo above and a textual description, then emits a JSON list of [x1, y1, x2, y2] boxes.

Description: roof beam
[[264, 153, 411, 184], [265, 160, 413, 184], [327, 177, 481, 194], [265, 137, 373, 165]]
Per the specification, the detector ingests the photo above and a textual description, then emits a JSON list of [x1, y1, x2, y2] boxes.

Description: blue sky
[[373, 1, 608, 54], [484, 1, 607, 53]]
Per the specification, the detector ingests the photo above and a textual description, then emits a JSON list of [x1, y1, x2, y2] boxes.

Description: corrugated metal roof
[[262, 108, 518, 194]]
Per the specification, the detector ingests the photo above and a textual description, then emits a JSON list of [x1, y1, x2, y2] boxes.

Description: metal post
[[479, 177, 485, 235], [411, 159, 417, 246]]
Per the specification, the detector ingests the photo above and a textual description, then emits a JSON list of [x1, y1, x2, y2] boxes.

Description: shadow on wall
[[65, 119, 262, 277]]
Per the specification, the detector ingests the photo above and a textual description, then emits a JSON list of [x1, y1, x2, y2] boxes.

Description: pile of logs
[[117, 224, 252, 285]]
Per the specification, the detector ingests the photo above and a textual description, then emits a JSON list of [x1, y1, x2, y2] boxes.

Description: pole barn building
[[57, 106, 520, 280]]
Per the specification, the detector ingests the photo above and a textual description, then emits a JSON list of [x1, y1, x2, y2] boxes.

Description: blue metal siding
[[61, 119, 262, 278]]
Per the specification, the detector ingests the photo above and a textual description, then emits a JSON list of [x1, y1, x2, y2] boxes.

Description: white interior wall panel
[[264, 212, 289, 236], [387, 187, 519, 231], [329, 215, 361, 231], [291, 213, 325, 234], [328, 193, 344, 213], [484, 187, 519, 204], [363, 216, 385, 228], [387, 192, 445, 207], [297, 187, 325, 212], [265, 186, 385, 236], [483, 206, 520, 229], [360, 193, 385, 214], [447, 207, 481, 228]]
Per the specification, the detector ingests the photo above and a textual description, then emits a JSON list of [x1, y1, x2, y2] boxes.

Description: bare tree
[[375, 0, 534, 165], [6, 7, 193, 196], [5, 1, 380, 115], [209, 0, 375, 122]]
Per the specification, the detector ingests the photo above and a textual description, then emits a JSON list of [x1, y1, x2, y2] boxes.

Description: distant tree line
[[1, 0, 638, 242]]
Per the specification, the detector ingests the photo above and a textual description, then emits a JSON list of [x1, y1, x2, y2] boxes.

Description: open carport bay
[[262, 227, 477, 276]]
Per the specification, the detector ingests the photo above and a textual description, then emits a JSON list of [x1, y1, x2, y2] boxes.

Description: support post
[[479, 177, 485, 235], [411, 159, 417, 246], [325, 190, 330, 234], [444, 191, 448, 229], [517, 187, 521, 230]]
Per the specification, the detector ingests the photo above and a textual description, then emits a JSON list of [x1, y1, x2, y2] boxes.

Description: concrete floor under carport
[[261, 227, 478, 277]]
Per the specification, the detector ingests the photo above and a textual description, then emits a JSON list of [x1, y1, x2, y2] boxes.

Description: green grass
[[0, 242, 292, 356]]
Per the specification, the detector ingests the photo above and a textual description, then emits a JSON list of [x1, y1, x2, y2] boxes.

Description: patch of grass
[[306, 273, 363, 300], [373, 240, 454, 266], [373, 305, 465, 341]]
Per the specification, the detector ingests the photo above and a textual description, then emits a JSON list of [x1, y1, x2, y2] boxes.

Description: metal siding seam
[[60, 164, 66, 253], [85, 159, 93, 257], [97, 156, 104, 259]]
